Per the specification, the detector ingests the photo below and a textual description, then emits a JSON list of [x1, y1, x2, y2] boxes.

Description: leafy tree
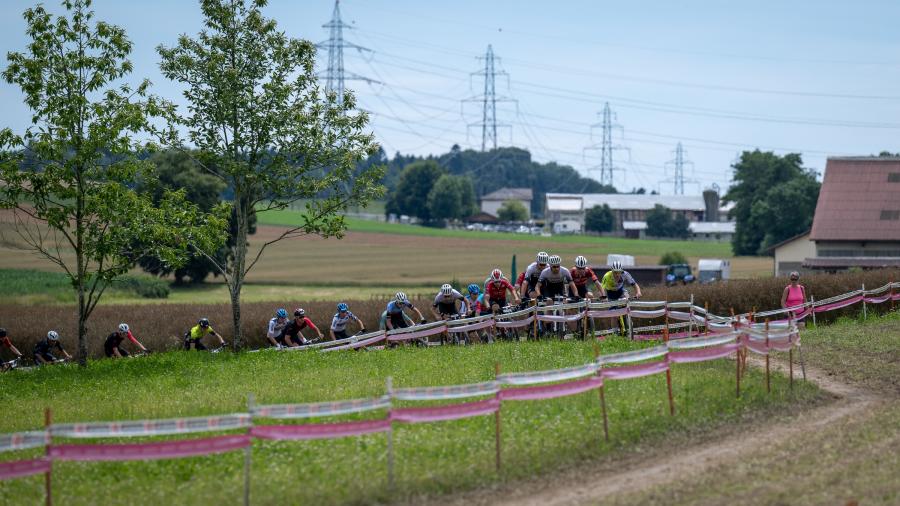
[[659, 251, 688, 265], [497, 200, 529, 222], [645, 205, 673, 237], [136, 150, 258, 284], [670, 213, 691, 239], [0, 0, 224, 365], [385, 160, 444, 221], [427, 174, 477, 224], [158, 0, 384, 348], [724, 150, 819, 255], [584, 204, 614, 233]]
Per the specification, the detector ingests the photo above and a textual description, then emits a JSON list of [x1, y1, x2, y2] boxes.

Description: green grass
[[0, 337, 819, 505], [256, 208, 734, 258], [0, 269, 169, 304]]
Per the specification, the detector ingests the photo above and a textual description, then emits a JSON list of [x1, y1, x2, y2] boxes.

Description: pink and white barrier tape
[[447, 318, 496, 333], [0, 431, 49, 452], [321, 332, 387, 352], [51, 414, 251, 438], [252, 396, 390, 419], [499, 376, 603, 401], [600, 360, 669, 380], [0, 458, 50, 481], [536, 312, 585, 323], [667, 343, 741, 364], [386, 324, 447, 342], [586, 308, 629, 318], [393, 381, 499, 401], [495, 316, 534, 329], [633, 330, 700, 341], [666, 333, 739, 350], [630, 309, 668, 319], [391, 398, 500, 424], [598, 345, 669, 365], [49, 434, 251, 462], [250, 419, 391, 441], [497, 362, 599, 386], [814, 295, 864, 313]]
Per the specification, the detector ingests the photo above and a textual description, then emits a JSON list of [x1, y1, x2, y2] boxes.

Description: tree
[[645, 205, 673, 237], [136, 150, 258, 284], [157, 0, 384, 348], [426, 174, 477, 224], [497, 200, 529, 222], [724, 150, 819, 255], [584, 204, 614, 233], [0, 0, 223, 365], [670, 213, 691, 239], [385, 160, 444, 221], [659, 251, 688, 265]]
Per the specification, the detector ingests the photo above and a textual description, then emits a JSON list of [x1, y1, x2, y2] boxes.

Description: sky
[[2, 0, 900, 195]]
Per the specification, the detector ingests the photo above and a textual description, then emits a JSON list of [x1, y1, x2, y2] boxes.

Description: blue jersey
[[386, 300, 413, 315]]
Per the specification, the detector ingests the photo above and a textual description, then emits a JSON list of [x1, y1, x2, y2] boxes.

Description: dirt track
[[429, 358, 885, 506]]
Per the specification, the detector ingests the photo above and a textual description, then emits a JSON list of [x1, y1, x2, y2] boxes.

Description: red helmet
[[490, 268, 503, 281]]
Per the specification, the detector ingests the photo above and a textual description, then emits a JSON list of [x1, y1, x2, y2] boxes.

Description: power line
[[659, 142, 700, 195], [316, 0, 379, 106], [462, 45, 517, 151], [583, 102, 628, 187]]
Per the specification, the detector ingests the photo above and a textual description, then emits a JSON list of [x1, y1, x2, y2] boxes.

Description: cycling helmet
[[337, 302, 349, 312], [536, 251, 549, 264], [198, 318, 210, 328], [549, 255, 561, 266], [0, 328, 6, 338], [395, 292, 408, 302], [611, 261, 624, 272], [575, 255, 588, 268], [47, 330, 60, 341], [118, 323, 129, 333], [276, 308, 287, 319], [294, 308, 305, 317], [490, 268, 503, 281], [440, 283, 453, 296], [467, 283, 480, 294]]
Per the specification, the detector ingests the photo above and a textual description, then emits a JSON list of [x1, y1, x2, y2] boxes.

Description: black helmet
[[198, 318, 210, 328], [294, 308, 305, 317], [0, 328, 6, 338]]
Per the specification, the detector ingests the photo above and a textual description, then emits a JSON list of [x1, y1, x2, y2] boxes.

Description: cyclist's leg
[[195, 339, 208, 351]]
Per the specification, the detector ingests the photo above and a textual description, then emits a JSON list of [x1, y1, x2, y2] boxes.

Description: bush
[[659, 252, 688, 266], [112, 276, 170, 299]]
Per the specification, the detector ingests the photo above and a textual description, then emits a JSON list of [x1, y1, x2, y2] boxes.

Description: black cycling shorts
[[576, 285, 590, 299], [389, 313, 409, 329], [606, 288, 625, 301], [542, 282, 566, 299], [333, 329, 349, 340], [184, 338, 207, 351], [104, 344, 130, 358], [34, 352, 57, 363], [435, 302, 457, 316]]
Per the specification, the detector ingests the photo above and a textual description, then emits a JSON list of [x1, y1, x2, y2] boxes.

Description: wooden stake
[[244, 394, 254, 506], [789, 348, 794, 390], [664, 305, 674, 416], [386, 377, 394, 492], [582, 301, 589, 340], [688, 294, 695, 336], [494, 362, 502, 473], [765, 319, 771, 394], [599, 386, 609, 442], [532, 300, 538, 341], [45, 408, 52, 506], [811, 295, 817, 327], [733, 318, 741, 398], [890, 281, 895, 311], [862, 284, 868, 320], [704, 302, 710, 335]]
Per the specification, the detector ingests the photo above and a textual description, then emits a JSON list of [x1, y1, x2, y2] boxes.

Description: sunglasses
[[790, 277, 799, 281]]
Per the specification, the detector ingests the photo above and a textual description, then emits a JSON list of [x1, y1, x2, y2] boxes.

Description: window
[[880, 210, 900, 220], [889, 173, 900, 182]]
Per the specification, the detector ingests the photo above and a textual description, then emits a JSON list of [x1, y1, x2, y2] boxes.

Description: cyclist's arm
[[126, 331, 147, 351], [7, 342, 22, 357], [328, 328, 336, 341], [210, 328, 226, 345], [304, 318, 324, 339], [457, 296, 468, 316], [59, 344, 72, 360], [412, 306, 426, 323], [505, 280, 520, 303]]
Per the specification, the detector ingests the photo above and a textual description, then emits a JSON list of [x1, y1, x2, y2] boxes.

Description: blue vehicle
[[665, 264, 695, 286]]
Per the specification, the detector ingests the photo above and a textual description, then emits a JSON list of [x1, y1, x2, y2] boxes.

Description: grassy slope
[[0, 337, 818, 505], [604, 311, 900, 506]]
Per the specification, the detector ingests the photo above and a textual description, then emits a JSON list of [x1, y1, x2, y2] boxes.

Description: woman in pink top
[[780, 271, 807, 314]]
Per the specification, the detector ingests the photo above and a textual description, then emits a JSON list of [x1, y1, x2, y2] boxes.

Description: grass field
[[0, 335, 820, 505]]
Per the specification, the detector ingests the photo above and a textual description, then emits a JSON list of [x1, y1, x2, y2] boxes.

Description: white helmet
[[549, 255, 561, 266], [490, 268, 503, 281], [611, 261, 624, 272], [395, 292, 408, 302], [440, 283, 453, 296], [536, 252, 549, 264], [47, 330, 60, 341], [575, 255, 588, 268], [118, 323, 129, 333]]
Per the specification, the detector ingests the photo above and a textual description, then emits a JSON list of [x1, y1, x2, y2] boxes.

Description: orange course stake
[[765, 319, 771, 394], [664, 307, 675, 416], [494, 362, 502, 473]]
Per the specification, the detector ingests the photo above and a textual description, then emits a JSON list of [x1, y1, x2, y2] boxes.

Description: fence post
[[862, 284, 867, 320], [765, 319, 771, 394], [582, 300, 589, 340], [733, 318, 741, 398], [664, 307, 675, 416], [532, 300, 539, 341], [688, 294, 695, 336], [704, 302, 710, 336], [627, 298, 634, 341], [593, 344, 608, 443], [386, 377, 394, 492], [244, 394, 254, 506], [810, 295, 817, 327], [890, 281, 895, 311], [494, 363, 502, 473], [45, 407, 52, 506]]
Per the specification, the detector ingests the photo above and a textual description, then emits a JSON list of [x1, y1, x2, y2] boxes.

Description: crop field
[[0, 335, 821, 505]]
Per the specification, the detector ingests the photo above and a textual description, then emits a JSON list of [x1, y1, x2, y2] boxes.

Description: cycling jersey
[[600, 270, 636, 291], [267, 317, 288, 339], [33, 338, 64, 361], [386, 300, 413, 315], [279, 317, 319, 344], [1, 337, 11, 349], [523, 262, 546, 290], [433, 289, 467, 316], [571, 267, 599, 287], [484, 278, 515, 302], [464, 294, 484, 315], [189, 325, 216, 340], [104, 330, 139, 357], [515, 271, 526, 287], [331, 311, 357, 332], [538, 266, 573, 285]]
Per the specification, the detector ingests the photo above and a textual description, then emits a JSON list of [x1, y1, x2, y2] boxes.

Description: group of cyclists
[[0, 252, 643, 366]]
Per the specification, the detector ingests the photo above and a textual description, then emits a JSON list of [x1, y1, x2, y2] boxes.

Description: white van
[[606, 254, 635, 267], [697, 259, 731, 283]]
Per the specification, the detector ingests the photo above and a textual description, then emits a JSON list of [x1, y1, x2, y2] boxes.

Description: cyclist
[[33, 331, 72, 365], [519, 251, 550, 300], [0, 328, 23, 365], [464, 284, 487, 317], [104, 323, 148, 358], [279, 308, 324, 347], [266, 308, 289, 348], [330, 303, 366, 340], [536, 255, 577, 301], [184, 318, 226, 351], [571, 256, 600, 300], [484, 268, 520, 311], [431, 283, 468, 320], [385, 292, 426, 331], [600, 261, 643, 301]]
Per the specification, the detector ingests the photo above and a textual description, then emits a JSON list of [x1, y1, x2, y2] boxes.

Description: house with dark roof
[[480, 188, 533, 219], [803, 157, 900, 271]]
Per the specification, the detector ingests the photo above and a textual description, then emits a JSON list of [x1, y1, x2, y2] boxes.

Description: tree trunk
[[77, 280, 88, 367], [228, 192, 250, 349]]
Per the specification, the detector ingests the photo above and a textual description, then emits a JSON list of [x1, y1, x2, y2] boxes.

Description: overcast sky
[[3, 0, 900, 194]]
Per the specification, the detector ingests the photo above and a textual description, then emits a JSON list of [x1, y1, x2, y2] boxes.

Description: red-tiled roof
[[810, 157, 900, 241], [802, 257, 900, 269]]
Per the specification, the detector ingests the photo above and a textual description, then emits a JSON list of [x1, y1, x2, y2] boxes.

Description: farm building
[[480, 187, 533, 219], [768, 231, 815, 277]]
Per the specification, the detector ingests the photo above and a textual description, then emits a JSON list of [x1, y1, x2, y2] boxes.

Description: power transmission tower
[[660, 142, 699, 194], [584, 102, 628, 187], [316, 0, 379, 107], [462, 45, 516, 151]]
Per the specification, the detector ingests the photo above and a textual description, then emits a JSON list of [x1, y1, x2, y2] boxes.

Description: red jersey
[[1, 336, 11, 348], [571, 267, 599, 287], [485, 278, 514, 301], [515, 272, 525, 287]]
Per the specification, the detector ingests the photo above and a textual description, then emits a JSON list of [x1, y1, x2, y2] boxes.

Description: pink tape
[[814, 295, 863, 313], [668, 343, 740, 364], [447, 319, 495, 333], [386, 325, 447, 342], [633, 330, 700, 341], [250, 419, 391, 440], [391, 398, 500, 424], [629, 309, 667, 319], [49, 434, 250, 462], [864, 295, 892, 304], [499, 376, 603, 401], [587, 309, 628, 318], [536, 312, 584, 323], [600, 360, 669, 380], [495, 316, 534, 328], [322, 333, 387, 352], [0, 458, 50, 481]]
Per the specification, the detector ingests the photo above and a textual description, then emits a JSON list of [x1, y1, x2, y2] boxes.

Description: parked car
[[697, 259, 731, 283], [665, 264, 695, 286]]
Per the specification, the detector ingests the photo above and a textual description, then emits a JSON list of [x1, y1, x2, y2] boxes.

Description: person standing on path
[[781, 271, 807, 317]]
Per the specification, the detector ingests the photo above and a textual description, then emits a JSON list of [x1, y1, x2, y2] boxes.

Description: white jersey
[[331, 311, 357, 332], [267, 317, 288, 339], [433, 289, 468, 315], [539, 266, 574, 285]]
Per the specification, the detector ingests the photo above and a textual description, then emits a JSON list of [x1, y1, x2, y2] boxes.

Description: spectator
[[781, 271, 807, 316]]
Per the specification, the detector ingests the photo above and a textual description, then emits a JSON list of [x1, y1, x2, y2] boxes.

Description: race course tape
[[250, 419, 391, 441], [0, 458, 51, 481], [667, 343, 741, 364], [51, 413, 252, 438], [253, 396, 391, 419], [601, 360, 669, 380], [0, 431, 49, 453], [497, 362, 599, 386], [391, 398, 500, 424], [49, 434, 251, 462], [393, 381, 500, 401], [499, 376, 603, 401]]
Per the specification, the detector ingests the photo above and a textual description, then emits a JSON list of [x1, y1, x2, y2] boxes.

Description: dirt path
[[430, 358, 884, 506]]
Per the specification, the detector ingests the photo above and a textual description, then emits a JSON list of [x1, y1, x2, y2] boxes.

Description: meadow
[[0, 334, 821, 505]]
